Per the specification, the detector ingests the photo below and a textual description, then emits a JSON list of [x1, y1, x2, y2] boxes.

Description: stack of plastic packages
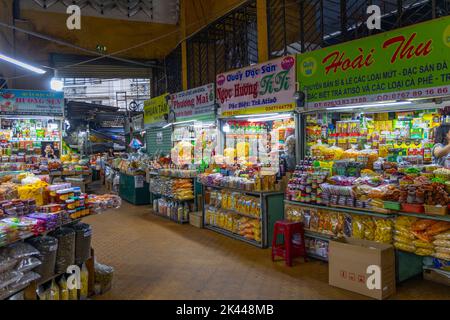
[[27, 212, 59, 231], [0, 243, 41, 299], [27, 236, 58, 281], [2, 217, 45, 237]]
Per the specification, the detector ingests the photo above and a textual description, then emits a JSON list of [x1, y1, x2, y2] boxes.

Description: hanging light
[[0, 52, 46, 74]]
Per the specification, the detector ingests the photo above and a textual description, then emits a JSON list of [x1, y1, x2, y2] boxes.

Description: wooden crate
[[189, 212, 203, 228]]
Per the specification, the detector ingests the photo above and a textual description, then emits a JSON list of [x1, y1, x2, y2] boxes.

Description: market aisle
[[84, 202, 450, 300]]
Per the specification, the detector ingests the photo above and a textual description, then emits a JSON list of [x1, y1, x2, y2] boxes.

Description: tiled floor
[[85, 201, 450, 300]]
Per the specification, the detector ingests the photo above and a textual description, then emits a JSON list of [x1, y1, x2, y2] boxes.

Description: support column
[[180, 0, 189, 90], [256, 0, 269, 62]]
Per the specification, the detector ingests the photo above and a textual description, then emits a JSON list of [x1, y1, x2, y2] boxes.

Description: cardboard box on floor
[[329, 237, 396, 300]]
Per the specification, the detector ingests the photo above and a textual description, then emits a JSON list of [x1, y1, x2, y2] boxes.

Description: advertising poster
[[143, 94, 169, 128]]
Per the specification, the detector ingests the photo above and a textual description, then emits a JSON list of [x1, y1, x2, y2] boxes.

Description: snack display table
[[201, 184, 285, 248]]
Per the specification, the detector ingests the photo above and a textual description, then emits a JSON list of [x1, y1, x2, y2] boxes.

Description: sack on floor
[[94, 261, 114, 295]]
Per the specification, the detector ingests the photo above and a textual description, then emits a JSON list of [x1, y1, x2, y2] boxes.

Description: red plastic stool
[[271, 220, 307, 266]]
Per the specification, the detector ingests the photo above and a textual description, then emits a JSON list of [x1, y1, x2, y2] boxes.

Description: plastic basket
[[383, 201, 401, 211], [401, 203, 424, 213], [424, 205, 448, 216]]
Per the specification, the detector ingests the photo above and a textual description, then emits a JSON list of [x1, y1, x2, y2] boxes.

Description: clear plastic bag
[[0, 270, 23, 290], [433, 239, 450, 248], [435, 231, 450, 240], [8, 271, 40, 291], [0, 250, 17, 273], [15, 257, 42, 273], [94, 261, 114, 295], [80, 263, 89, 299], [59, 276, 69, 301], [49, 280, 60, 300], [7, 242, 39, 259]]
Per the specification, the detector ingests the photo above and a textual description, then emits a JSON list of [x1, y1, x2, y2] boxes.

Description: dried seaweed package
[[49, 228, 75, 274], [27, 236, 58, 281], [70, 223, 92, 265]]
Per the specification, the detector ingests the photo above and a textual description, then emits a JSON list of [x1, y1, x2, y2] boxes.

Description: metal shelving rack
[[201, 184, 285, 248]]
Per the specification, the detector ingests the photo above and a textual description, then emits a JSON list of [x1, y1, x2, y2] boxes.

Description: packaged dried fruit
[[433, 239, 450, 248], [413, 240, 435, 249], [415, 248, 435, 256], [435, 231, 450, 240], [394, 242, 416, 253]]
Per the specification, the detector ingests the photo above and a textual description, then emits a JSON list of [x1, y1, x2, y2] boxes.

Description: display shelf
[[202, 184, 283, 196], [284, 200, 393, 219], [0, 217, 84, 249], [159, 174, 197, 179], [304, 230, 335, 241], [306, 252, 329, 262], [204, 224, 262, 247], [8, 139, 60, 142], [151, 192, 194, 202], [150, 210, 189, 224], [396, 211, 450, 223], [205, 205, 262, 220]]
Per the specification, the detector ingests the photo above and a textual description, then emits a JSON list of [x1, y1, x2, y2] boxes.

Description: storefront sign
[[143, 94, 169, 128], [169, 84, 215, 121], [0, 89, 64, 116], [216, 56, 296, 116], [297, 16, 450, 109]]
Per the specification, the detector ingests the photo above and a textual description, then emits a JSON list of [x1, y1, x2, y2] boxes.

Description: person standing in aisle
[[432, 123, 450, 167]]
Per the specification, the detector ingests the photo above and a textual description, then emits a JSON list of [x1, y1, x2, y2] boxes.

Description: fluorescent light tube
[[0, 53, 46, 74]]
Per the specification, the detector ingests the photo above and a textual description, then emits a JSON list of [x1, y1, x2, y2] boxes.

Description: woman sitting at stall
[[433, 123, 450, 167]]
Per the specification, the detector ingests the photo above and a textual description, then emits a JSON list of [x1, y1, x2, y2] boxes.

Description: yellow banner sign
[[144, 93, 169, 127]]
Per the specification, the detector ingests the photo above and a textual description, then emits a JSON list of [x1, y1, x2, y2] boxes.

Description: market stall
[[0, 171, 120, 300], [291, 17, 450, 280], [198, 56, 298, 247], [0, 90, 64, 175]]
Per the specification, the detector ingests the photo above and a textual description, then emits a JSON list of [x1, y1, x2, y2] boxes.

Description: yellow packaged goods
[[435, 231, 450, 240], [49, 280, 60, 300], [69, 286, 78, 300], [394, 242, 416, 253], [17, 180, 48, 206], [352, 216, 365, 239], [432, 252, 450, 260], [394, 235, 414, 245], [59, 276, 69, 300], [413, 240, 435, 250], [415, 248, 435, 256], [394, 227, 416, 240], [363, 218, 375, 241], [395, 216, 417, 228], [436, 246, 450, 254], [80, 263, 89, 299], [433, 239, 450, 248], [236, 142, 250, 157], [374, 219, 393, 244]]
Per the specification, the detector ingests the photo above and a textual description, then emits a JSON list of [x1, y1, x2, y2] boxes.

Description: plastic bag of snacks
[[59, 276, 69, 300], [15, 257, 42, 273], [374, 218, 393, 244], [0, 270, 23, 289], [49, 280, 60, 300], [79, 263, 89, 299], [7, 242, 39, 259], [415, 248, 435, 256], [394, 242, 416, 253], [94, 262, 114, 295]]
